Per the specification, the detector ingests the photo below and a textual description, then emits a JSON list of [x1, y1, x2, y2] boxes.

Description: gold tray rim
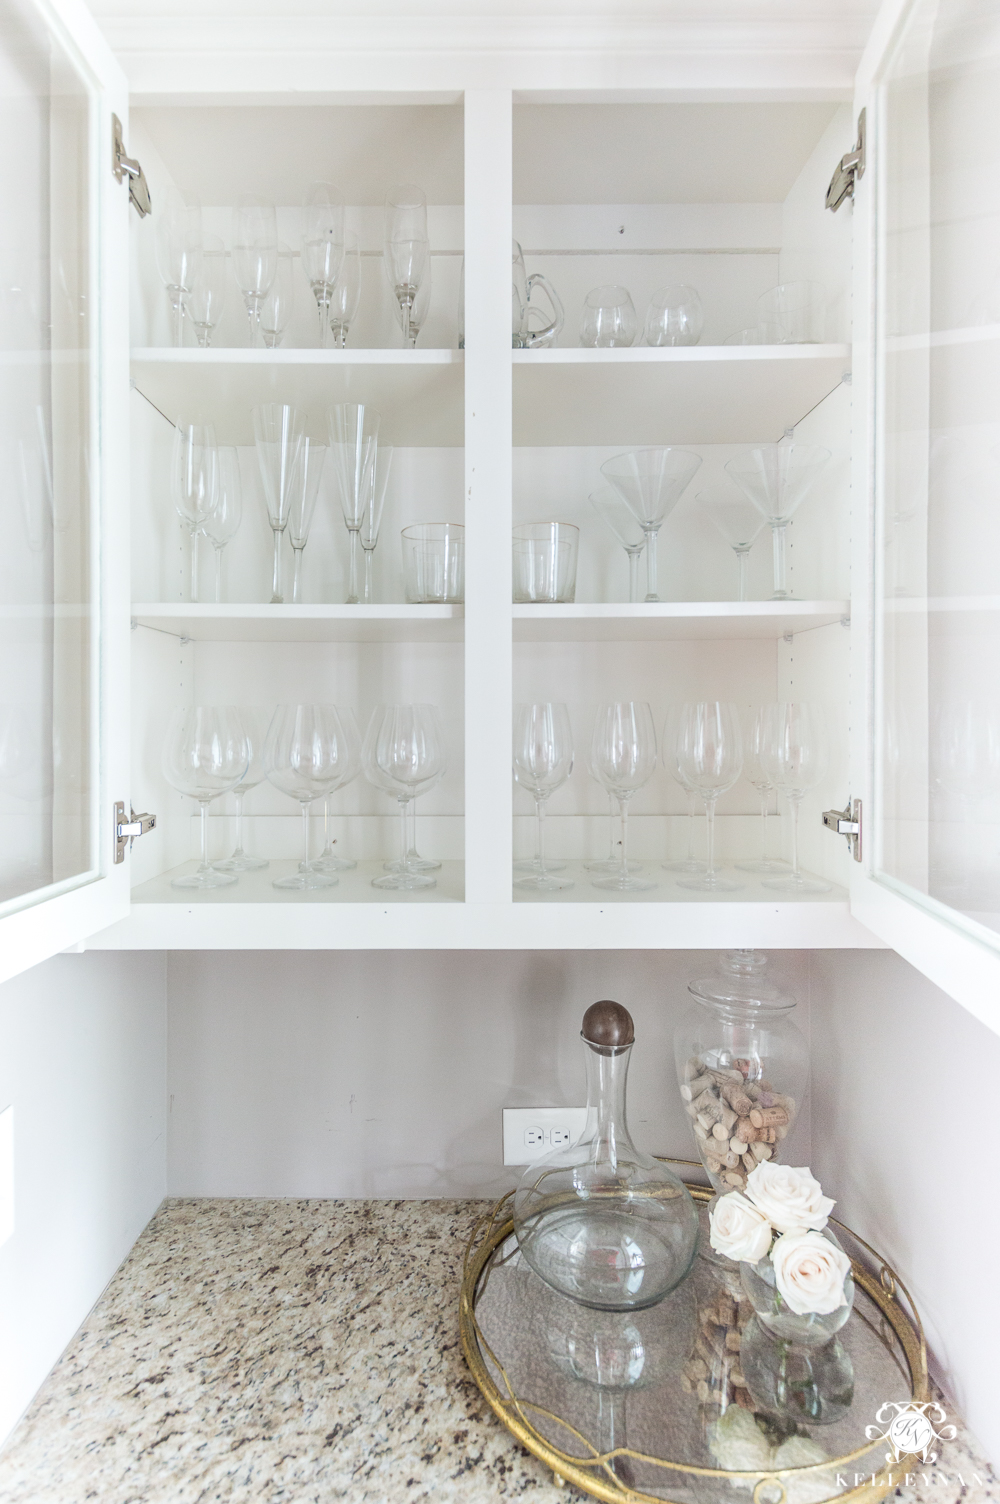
[[459, 1178, 930, 1504]]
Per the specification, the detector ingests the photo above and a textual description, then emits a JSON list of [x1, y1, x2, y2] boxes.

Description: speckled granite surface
[[0, 1198, 994, 1504]]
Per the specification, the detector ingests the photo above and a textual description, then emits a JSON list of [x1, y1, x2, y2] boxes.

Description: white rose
[[744, 1162, 835, 1234], [771, 1230, 851, 1315], [709, 1192, 773, 1263]]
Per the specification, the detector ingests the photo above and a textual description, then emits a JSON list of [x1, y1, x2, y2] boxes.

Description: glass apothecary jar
[[674, 951, 808, 1197]]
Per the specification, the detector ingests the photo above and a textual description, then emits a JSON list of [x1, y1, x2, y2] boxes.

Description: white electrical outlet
[[0, 1105, 13, 1248], [502, 1106, 587, 1166]]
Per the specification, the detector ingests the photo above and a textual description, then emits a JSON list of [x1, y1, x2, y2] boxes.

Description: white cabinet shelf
[[512, 344, 851, 446], [513, 601, 848, 641], [130, 348, 464, 446], [131, 603, 464, 643]]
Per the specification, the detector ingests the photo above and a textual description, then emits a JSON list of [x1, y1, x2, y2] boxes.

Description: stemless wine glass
[[724, 443, 830, 600], [601, 447, 702, 603], [301, 181, 345, 346], [512, 522, 579, 603], [696, 485, 766, 602], [264, 704, 358, 890], [674, 701, 744, 892], [328, 402, 380, 605], [402, 522, 464, 605], [187, 233, 226, 348], [161, 706, 249, 889], [328, 231, 361, 348], [171, 420, 218, 603], [361, 445, 392, 604], [590, 701, 657, 893], [232, 195, 278, 347], [154, 186, 202, 347], [259, 243, 295, 349], [202, 445, 242, 603], [662, 706, 706, 874], [308, 709, 362, 875], [214, 707, 271, 873], [384, 185, 429, 348], [759, 702, 831, 893], [735, 704, 786, 874], [756, 281, 825, 344], [588, 487, 646, 603], [287, 438, 327, 605], [512, 702, 574, 893], [644, 286, 703, 347], [363, 704, 446, 891], [253, 402, 306, 605], [580, 286, 637, 348]]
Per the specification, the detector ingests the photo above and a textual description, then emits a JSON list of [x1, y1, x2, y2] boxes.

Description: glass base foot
[[384, 856, 441, 873], [310, 854, 357, 872], [514, 873, 574, 892], [677, 872, 743, 892], [372, 871, 436, 891], [662, 858, 706, 873], [591, 871, 656, 892], [513, 857, 567, 873], [213, 853, 269, 872], [734, 857, 789, 873], [762, 871, 831, 893], [583, 857, 639, 873], [273, 868, 338, 890], [171, 867, 238, 889]]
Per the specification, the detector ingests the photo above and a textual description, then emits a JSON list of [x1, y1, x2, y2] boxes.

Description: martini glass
[[696, 485, 766, 601], [600, 447, 702, 602], [724, 443, 830, 600], [588, 487, 646, 603]]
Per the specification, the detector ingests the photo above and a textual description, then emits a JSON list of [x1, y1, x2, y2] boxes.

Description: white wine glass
[[588, 486, 646, 603], [232, 195, 278, 347], [161, 706, 249, 889], [384, 184, 429, 348], [582, 741, 625, 876], [202, 446, 242, 603], [187, 233, 226, 348], [674, 701, 744, 892], [696, 485, 766, 602], [590, 701, 657, 893], [171, 420, 217, 603], [259, 242, 295, 349], [253, 402, 307, 605], [213, 707, 271, 873], [288, 439, 327, 605], [735, 705, 786, 874], [328, 402, 380, 605], [759, 702, 831, 893], [328, 231, 361, 347], [301, 182, 345, 347], [361, 445, 392, 604], [154, 186, 202, 347], [662, 706, 706, 874], [264, 704, 358, 890], [363, 704, 446, 891], [513, 703, 574, 893], [601, 447, 702, 603], [310, 711, 363, 874]]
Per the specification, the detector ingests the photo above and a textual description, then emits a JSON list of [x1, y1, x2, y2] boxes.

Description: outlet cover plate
[[503, 1106, 587, 1166]]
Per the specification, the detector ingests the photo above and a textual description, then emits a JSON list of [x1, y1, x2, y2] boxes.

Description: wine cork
[[751, 1141, 773, 1162], [745, 1082, 763, 1101], [681, 1074, 715, 1101], [723, 1169, 745, 1188], [749, 1106, 789, 1129], [719, 1079, 754, 1117], [711, 1121, 730, 1142], [733, 1118, 754, 1143], [725, 1329, 741, 1353], [711, 1067, 744, 1084], [684, 1057, 704, 1081], [693, 1090, 724, 1123], [741, 1152, 756, 1175]]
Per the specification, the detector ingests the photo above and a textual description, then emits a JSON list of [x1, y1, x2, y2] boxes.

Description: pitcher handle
[[524, 272, 564, 347]]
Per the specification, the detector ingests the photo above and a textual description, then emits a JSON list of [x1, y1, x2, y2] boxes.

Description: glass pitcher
[[513, 240, 564, 348]]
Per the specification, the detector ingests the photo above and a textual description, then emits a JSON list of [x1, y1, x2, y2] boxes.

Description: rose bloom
[[744, 1162, 835, 1234], [771, 1229, 851, 1315], [709, 1191, 773, 1263]]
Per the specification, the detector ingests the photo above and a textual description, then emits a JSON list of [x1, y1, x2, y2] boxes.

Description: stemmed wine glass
[[601, 447, 702, 603], [187, 233, 226, 348], [583, 748, 621, 876], [310, 714, 363, 874], [171, 420, 218, 603], [154, 187, 202, 347], [301, 182, 345, 347], [259, 243, 295, 349], [232, 195, 278, 347], [213, 707, 271, 873], [512, 703, 574, 893], [384, 185, 429, 347], [758, 702, 831, 893], [724, 443, 830, 600], [735, 705, 786, 874], [329, 402, 380, 605], [674, 701, 744, 892], [382, 753, 445, 875], [588, 487, 646, 604], [288, 438, 327, 605], [696, 486, 766, 602], [363, 704, 446, 891], [202, 446, 242, 603], [662, 707, 706, 874], [264, 704, 358, 890], [161, 706, 249, 889], [328, 232, 362, 347], [361, 445, 392, 604], [590, 701, 657, 892], [253, 402, 306, 605]]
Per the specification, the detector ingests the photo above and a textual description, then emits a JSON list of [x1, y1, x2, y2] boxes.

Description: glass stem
[[705, 795, 718, 879], [270, 527, 283, 604], [619, 797, 629, 880], [772, 521, 789, 598], [536, 797, 547, 876], [292, 547, 303, 605], [607, 792, 617, 861], [686, 790, 697, 862], [322, 797, 334, 858], [347, 529, 360, 605], [644, 528, 659, 602], [190, 526, 199, 603], [301, 803, 310, 871], [316, 292, 330, 347], [399, 798, 410, 872], [364, 549, 374, 604], [233, 789, 245, 858], [198, 801, 210, 872], [409, 799, 419, 860], [401, 295, 412, 346], [790, 796, 801, 880], [760, 790, 770, 861], [737, 548, 748, 602], [627, 549, 640, 604], [170, 294, 185, 348], [214, 545, 223, 604]]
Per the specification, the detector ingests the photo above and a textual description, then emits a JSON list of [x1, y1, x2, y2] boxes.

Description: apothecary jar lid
[[687, 949, 796, 1015]]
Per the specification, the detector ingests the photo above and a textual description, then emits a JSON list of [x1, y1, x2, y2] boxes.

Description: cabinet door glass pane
[[876, 0, 1000, 935], [0, 1, 96, 906]]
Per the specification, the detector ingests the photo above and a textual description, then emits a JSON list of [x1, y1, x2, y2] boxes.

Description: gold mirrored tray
[[460, 1182, 929, 1504]]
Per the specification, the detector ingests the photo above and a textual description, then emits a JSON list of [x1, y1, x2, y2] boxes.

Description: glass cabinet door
[[0, 0, 131, 980], [852, 0, 1000, 1028]]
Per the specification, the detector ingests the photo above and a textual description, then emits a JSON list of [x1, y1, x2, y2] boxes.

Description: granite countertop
[[0, 1198, 994, 1504]]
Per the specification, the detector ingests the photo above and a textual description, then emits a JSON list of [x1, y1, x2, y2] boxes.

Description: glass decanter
[[514, 1000, 699, 1311]]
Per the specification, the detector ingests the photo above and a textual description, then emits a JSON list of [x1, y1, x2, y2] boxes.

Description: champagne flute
[[288, 438, 327, 605], [361, 445, 392, 604], [213, 707, 271, 872], [161, 706, 249, 888], [384, 184, 429, 348], [187, 234, 227, 348], [513, 703, 574, 892], [154, 186, 202, 347], [759, 702, 831, 893], [328, 402, 380, 605], [674, 702, 744, 892], [232, 195, 278, 347], [259, 243, 295, 349], [328, 231, 361, 347], [171, 420, 217, 603], [253, 402, 306, 605], [590, 701, 657, 893], [301, 182, 345, 347], [202, 446, 242, 603], [264, 704, 358, 890], [363, 704, 446, 891]]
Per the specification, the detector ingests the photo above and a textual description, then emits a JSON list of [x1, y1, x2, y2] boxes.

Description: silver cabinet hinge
[[112, 115, 151, 218], [826, 109, 866, 213], [114, 801, 156, 864], [822, 799, 862, 861]]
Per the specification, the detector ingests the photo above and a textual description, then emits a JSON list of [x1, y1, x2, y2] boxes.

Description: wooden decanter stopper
[[581, 999, 635, 1049]]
